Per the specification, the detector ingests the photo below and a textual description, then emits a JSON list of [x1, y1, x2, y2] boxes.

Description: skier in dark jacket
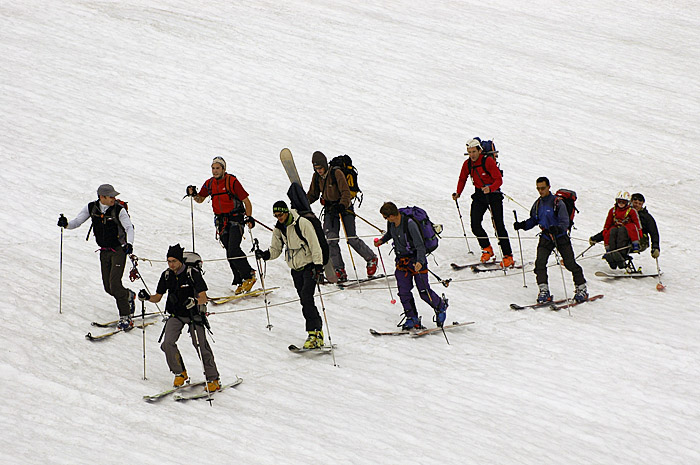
[[374, 202, 448, 330], [631, 193, 660, 258], [57, 184, 136, 329], [513, 177, 587, 303], [138, 244, 220, 392]]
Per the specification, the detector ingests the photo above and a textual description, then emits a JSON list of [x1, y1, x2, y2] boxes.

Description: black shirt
[[156, 265, 208, 317]]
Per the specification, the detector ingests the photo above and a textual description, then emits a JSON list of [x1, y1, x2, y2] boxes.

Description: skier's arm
[[555, 200, 569, 231], [118, 208, 135, 244], [454, 160, 470, 197], [66, 205, 90, 230], [335, 168, 352, 208], [521, 201, 539, 231], [242, 197, 252, 217], [193, 183, 209, 204], [483, 156, 502, 191], [307, 174, 320, 205], [647, 213, 660, 250], [268, 229, 284, 260], [407, 219, 427, 266]]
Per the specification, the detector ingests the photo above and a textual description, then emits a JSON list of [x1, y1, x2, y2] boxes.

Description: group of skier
[[57, 140, 661, 392]]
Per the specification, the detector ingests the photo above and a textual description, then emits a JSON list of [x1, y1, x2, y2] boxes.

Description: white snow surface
[[1, 1, 699, 464]]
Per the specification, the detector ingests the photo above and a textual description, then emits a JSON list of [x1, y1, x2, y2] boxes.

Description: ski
[[471, 262, 530, 273], [369, 327, 418, 336], [288, 344, 337, 353], [85, 321, 156, 341], [337, 274, 387, 289], [594, 271, 660, 279], [143, 381, 207, 402], [411, 321, 475, 337], [451, 261, 490, 270], [209, 287, 279, 305], [91, 314, 159, 328], [173, 378, 243, 401], [549, 294, 604, 311], [510, 298, 570, 310]]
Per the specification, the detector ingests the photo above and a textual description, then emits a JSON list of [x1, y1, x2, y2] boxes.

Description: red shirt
[[198, 174, 249, 216], [456, 154, 503, 194], [602, 206, 641, 244]]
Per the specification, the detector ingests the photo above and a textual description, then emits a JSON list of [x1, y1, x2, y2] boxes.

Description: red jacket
[[198, 174, 249, 216], [456, 154, 503, 194], [603, 205, 641, 244]]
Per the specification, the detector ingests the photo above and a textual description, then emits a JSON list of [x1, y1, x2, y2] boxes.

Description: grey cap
[[97, 184, 120, 197]]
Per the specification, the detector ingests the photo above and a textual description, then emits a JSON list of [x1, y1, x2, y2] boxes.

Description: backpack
[[286, 182, 330, 265], [398, 206, 442, 254], [318, 155, 363, 206], [165, 251, 204, 284], [86, 199, 131, 244], [467, 137, 503, 177], [554, 189, 578, 231]]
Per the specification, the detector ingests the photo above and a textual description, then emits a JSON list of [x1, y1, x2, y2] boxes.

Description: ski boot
[[434, 294, 449, 327], [303, 330, 324, 349], [537, 283, 553, 304], [480, 245, 495, 263], [574, 283, 589, 303], [401, 315, 424, 331], [206, 379, 221, 392], [500, 255, 515, 269], [366, 257, 378, 277], [117, 315, 133, 331], [235, 271, 257, 295], [173, 370, 189, 387], [335, 268, 348, 283]]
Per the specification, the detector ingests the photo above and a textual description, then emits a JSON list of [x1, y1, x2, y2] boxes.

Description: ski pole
[[141, 300, 147, 380], [254, 219, 274, 232], [190, 196, 196, 252], [513, 210, 527, 288], [339, 212, 362, 291], [347, 210, 385, 233], [549, 234, 572, 317], [575, 243, 595, 260], [454, 199, 473, 255], [428, 268, 451, 287], [502, 191, 529, 210], [249, 231, 273, 330], [59, 223, 64, 314], [129, 256, 164, 317], [315, 281, 337, 367], [655, 256, 665, 292], [374, 239, 396, 304]]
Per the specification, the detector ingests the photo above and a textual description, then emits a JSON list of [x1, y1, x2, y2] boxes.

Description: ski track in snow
[[1, 1, 699, 464]]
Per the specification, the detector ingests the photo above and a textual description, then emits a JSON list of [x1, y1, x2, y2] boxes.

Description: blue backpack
[[398, 206, 441, 254]]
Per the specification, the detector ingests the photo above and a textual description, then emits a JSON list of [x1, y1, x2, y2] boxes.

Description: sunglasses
[[273, 212, 286, 218]]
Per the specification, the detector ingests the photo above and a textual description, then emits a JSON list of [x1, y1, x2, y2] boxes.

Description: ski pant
[[291, 264, 323, 332], [161, 316, 219, 382], [608, 226, 632, 254], [323, 209, 376, 271], [395, 257, 444, 319], [220, 219, 254, 285], [99, 248, 132, 317], [534, 235, 586, 286], [470, 190, 513, 256]]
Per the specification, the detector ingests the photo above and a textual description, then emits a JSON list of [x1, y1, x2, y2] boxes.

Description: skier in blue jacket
[[513, 177, 587, 303]]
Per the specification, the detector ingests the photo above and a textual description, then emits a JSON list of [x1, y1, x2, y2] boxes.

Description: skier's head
[[272, 200, 290, 224], [166, 244, 184, 271], [465, 139, 483, 160], [312, 151, 328, 175], [380, 202, 401, 226], [97, 184, 119, 206], [536, 176, 550, 198], [631, 193, 645, 211], [615, 191, 631, 207], [211, 156, 226, 179]]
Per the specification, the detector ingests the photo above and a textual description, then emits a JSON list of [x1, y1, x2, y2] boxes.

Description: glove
[[589, 237, 598, 246], [330, 203, 346, 216], [57, 215, 68, 228], [513, 221, 525, 231], [651, 248, 660, 258], [137, 289, 150, 301], [185, 297, 197, 310], [548, 225, 561, 236], [631, 241, 640, 252], [244, 215, 255, 229], [122, 243, 133, 255], [255, 249, 270, 261], [186, 185, 198, 197], [311, 264, 325, 283]]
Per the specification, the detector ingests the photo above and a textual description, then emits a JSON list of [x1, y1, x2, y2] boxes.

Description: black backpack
[[317, 155, 363, 207]]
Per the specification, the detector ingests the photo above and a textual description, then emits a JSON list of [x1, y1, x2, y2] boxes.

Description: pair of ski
[[208, 287, 278, 305], [594, 271, 660, 279], [143, 377, 243, 402], [336, 274, 387, 289], [510, 294, 604, 311], [451, 261, 529, 272], [85, 321, 156, 341], [288, 344, 337, 353], [369, 321, 475, 337]]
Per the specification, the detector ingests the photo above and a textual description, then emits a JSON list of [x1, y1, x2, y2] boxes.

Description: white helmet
[[466, 138, 482, 150], [615, 191, 631, 203]]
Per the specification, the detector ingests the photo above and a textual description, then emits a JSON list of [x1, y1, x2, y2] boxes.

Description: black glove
[[244, 215, 255, 229], [137, 289, 150, 301], [185, 297, 197, 310], [311, 264, 325, 283], [513, 221, 525, 231], [330, 203, 345, 216], [57, 215, 68, 228], [186, 185, 198, 197], [122, 243, 133, 255], [548, 226, 561, 236], [589, 236, 598, 246], [255, 249, 270, 261]]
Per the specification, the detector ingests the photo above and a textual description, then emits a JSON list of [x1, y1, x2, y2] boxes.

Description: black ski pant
[[470, 190, 513, 256], [99, 248, 131, 317], [220, 220, 254, 285], [161, 316, 219, 382], [534, 234, 586, 286], [291, 264, 323, 332]]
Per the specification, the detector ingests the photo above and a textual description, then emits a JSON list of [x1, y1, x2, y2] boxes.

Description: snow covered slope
[[1, 1, 699, 464]]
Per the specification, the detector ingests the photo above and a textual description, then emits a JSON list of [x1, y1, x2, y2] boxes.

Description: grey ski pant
[[323, 210, 376, 270], [161, 316, 219, 381]]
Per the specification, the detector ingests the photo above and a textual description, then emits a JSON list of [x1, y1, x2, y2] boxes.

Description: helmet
[[615, 191, 631, 203], [466, 138, 482, 150]]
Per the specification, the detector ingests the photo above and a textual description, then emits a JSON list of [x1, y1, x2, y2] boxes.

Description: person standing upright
[[306, 151, 378, 283], [57, 184, 136, 329], [452, 138, 514, 268], [187, 156, 256, 294]]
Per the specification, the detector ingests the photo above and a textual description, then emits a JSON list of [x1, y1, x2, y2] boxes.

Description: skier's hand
[[244, 215, 255, 229], [311, 264, 325, 283], [332, 203, 346, 216], [414, 262, 423, 272], [185, 297, 197, 310], [549, 226, 561, 236], [513, 221, 525, 231], [651, 248, 660, 259], [122, 243, 133, 255], [138, 289, 150, 301], [186, 185, 197, 197], [589, 237, 598, 246], [255, 249, 270, 261], [373, 238, 382, 248], [452, 192, 460, 201], [481, 186, 491, 194], [57, 214, 68, 228]]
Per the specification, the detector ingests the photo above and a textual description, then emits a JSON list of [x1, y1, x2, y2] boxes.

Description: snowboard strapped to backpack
[[398, 206, 442, 254], [554, 189, 578, 231]]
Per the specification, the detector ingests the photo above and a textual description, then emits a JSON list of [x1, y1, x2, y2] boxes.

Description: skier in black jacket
[[631, 193, 660, 258]]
